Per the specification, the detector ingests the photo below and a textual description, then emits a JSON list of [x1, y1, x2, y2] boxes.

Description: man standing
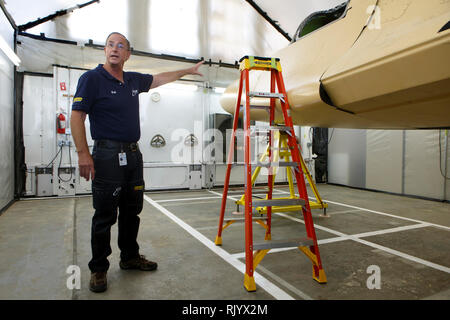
[[71, 32, 203, 293]]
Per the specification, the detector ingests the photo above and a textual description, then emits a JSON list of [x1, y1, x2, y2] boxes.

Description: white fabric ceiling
[[6, 0, 346, 38], [253, 0, 348, 39], [4, 0, 346, 84]]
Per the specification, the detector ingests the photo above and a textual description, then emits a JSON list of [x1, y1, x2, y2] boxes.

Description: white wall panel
[[328, 128, 366, 188], [139, 85, 204, 164], [366, 130, 403, 194], [144, 165, 190, 190], [328, 128, 449, 201], [22, 75, 54, 196], [23, 76, 54, 166], [404, 130, 447, 200], [23, 68, 89, 196], [0, 11, 14, 210]]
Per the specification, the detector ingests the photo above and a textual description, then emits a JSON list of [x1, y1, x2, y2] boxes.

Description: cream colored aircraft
[[220, 0, 450, 129]]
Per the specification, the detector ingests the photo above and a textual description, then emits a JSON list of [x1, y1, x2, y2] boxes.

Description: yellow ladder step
[[253, 237, 314, 250], [252, 198, 306, 207]]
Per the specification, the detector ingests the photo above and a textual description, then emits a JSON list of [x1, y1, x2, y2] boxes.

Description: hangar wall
[[329, 128, 450, 201], [22, 69, 210, 195], [403, 130, 450, 201], [327, 129, 367, 189], [0, 11, 15, 211], [21, 67, 295, 195], [22, 67, 247, 195]]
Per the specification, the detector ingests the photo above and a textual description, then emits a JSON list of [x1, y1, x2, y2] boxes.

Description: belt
[[94, 140, 139, 152]]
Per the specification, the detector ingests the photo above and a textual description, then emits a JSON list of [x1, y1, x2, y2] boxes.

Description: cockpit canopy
[[291, 1, 350, 43]]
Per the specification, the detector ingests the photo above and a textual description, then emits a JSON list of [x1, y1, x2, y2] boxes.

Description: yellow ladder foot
[[313, 268, 327, 284], [244, 273, 256, 292], [215, 236, 222, 246]]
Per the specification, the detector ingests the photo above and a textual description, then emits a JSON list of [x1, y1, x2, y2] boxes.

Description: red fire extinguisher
[[57, 113, 66, 134]]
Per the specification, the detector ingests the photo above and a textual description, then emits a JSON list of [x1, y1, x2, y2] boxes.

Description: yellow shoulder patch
[[73, 97, 83, 102]]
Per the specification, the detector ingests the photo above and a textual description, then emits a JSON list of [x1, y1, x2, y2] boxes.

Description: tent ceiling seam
[[244, 0, 292, 42], [18, 32, 240, 70]]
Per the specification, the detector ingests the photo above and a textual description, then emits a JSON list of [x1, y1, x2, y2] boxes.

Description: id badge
[[118, 152, 127, 166]]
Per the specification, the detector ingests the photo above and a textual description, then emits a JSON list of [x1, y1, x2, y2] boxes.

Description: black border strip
[[0, 1, 18, 30], [18, 0, 100, 32], [245, 0, 292, 42], [18, 31, 78, 45], [22, 71, 53, 78]]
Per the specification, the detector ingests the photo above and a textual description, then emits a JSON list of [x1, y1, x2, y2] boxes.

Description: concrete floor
[[0, 184, 449, 300]]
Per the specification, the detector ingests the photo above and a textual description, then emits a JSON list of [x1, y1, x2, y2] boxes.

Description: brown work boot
[[119, 255, 158, 271], [89, 271, 107, 293]]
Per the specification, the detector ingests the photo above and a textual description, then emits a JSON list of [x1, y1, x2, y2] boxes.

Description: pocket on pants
[[92, 179, 122, 211], [125, 180, 145, 215]]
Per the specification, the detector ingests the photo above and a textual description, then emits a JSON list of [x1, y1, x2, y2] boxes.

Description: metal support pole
[[443, 130, 448, 201]]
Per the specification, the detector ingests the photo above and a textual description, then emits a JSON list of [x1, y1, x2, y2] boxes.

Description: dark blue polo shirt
[[72, 64, 153, 142]]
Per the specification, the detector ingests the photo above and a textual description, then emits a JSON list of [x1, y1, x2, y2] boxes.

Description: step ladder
[[214, 55, 327, 292]]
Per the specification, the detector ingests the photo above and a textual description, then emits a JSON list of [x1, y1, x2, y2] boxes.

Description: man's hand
[[150, 60, 205, 89], [77, 150, 95, 181], [188, 60, 204, 77]]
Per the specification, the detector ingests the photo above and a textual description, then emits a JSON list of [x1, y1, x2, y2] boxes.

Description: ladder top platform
[[239, 55, 280, 63], [239, 55, 282, 72]]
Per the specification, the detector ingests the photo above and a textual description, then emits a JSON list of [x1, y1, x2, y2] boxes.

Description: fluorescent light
[[0, 35, 20, 66], [214, 87, 226, 94]]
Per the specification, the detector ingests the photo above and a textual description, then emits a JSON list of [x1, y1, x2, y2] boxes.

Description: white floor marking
[[155, 196, 221, 203], [327, 209, 363, 215], [209, 189, 450, 274], [144, 195, 297, 300], [256, 265, 313, 300], [274, 212, 347, 237], [353, 237, 450, 273], [208, 189, 239, 200], [349, 223, 431, 239], [153, 192, 284, 203], [273, 188, 450, 231]]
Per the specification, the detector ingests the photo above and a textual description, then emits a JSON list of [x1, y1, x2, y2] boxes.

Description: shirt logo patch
[[132, 89, 138, 97], [73, 97, 83, 102]]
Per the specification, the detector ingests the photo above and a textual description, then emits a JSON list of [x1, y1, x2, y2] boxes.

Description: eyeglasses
[[106, 42, 128, 50]]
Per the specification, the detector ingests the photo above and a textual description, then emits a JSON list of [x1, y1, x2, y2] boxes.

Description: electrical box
[[203, 164, 215, 189], [57, 166, 76, 196], [189, 165, 202, 190], [35, 166, 53, 197]]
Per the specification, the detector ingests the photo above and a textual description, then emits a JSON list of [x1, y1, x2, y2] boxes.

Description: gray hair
[[105, 32, 131, 51]]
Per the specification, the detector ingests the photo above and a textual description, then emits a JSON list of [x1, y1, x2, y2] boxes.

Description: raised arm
[[150, 60, 204, 89]]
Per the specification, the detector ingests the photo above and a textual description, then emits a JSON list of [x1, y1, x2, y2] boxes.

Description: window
[[291, 1, 350, 43]]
